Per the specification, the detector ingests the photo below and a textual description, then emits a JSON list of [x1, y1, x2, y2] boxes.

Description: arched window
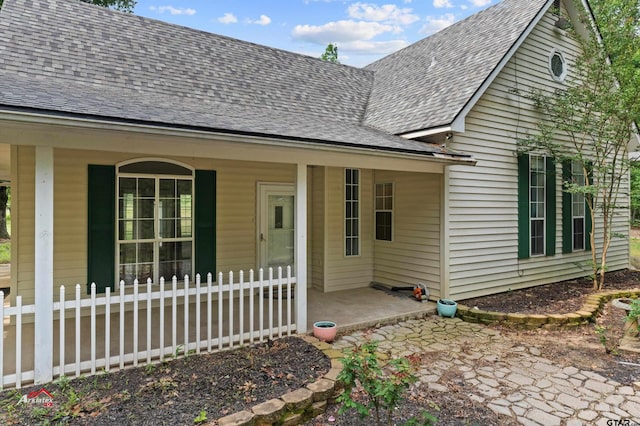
[[117, 160, 194, 285]]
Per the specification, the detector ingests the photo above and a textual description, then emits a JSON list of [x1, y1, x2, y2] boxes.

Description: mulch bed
[[0, 337, 329, 425], [461, 269, 640, 314]]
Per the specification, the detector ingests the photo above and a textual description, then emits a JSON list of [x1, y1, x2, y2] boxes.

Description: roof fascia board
[[450, 0, 554, 132], [400, 125, 455, 140], [0, 109, 475, 166]]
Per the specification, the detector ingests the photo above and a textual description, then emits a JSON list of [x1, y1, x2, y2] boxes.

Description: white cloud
[[469, 0, 492, 6], [249, 15, 272, 26], [419, 13, 456, 35], [149, 5, 196, 16], [433, 0, 454, 8], [339, 39, 409, 55], [218, 13, 238, 24], [347, 3, 419, 26], [292, 20, 394, 44]]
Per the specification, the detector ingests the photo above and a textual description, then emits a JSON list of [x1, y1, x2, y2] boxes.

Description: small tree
[[320, 43, 340, 63], [337, 339, 436, 426], [519, 0, 640, 290]]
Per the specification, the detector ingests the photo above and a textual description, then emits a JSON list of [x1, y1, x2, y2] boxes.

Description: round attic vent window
[[549, 49, 567, 82]]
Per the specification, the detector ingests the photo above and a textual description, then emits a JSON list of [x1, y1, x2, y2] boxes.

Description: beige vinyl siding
[[323, 167, 373, 292], [311, 166, 325, 290], [374, 171, 441, 298], [446, 11, 629, 300], [14, 146, 34, 304], [15, 147, 296, 303]]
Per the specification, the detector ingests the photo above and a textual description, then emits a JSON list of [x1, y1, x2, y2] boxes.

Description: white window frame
[[116, 159, 195, 287], [530, 155, 546, 256], [549, 49, 567, 82], [344, 168, 360, 257], [571, 160, 586, 251], [375, 182, 393, 242]]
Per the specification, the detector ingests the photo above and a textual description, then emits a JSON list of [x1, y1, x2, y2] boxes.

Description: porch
[[1, 282, 435, 389]]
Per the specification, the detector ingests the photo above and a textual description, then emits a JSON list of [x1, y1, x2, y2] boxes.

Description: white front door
[[258, 184, 295, 274]]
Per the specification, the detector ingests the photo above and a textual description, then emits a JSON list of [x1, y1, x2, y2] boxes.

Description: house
[[0, 0, 630, 385]]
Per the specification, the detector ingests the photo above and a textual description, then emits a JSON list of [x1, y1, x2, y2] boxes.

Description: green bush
[[337, 339, 436, 426]]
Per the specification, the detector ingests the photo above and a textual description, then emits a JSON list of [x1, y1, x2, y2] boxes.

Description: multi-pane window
[[118, 162, 193, 285], [375, 182, 393, 241], [530, 156, 546, 256], [345, 168, 360, 256], [571, 161, 585, 251]]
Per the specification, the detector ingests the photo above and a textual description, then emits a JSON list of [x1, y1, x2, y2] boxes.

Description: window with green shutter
[[562, 160, 592, 253], [87, 162, 216, 293], [518, 154, 556, 259]]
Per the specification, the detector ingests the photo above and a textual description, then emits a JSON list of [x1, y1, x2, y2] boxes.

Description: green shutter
[[195, 170, 216, 279], [517, 153, 530, 259], [585, 162, 593, 251], [545, 157, 556, 256], [562, 160, 573, 253], [87, 165, 115, 294]]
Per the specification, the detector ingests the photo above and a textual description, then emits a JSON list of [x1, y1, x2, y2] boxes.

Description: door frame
[[256, 182, 295, 272]]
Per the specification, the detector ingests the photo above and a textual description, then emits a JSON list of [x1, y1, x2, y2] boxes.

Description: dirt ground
[[1, 271, 639, 425]]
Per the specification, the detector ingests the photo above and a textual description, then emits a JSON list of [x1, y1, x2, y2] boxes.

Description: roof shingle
[[363, 0, 546, 135]]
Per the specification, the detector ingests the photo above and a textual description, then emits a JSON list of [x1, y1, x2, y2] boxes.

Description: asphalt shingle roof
[[0, 0, 451, 157], [364, 0, 547, 135], [0, 0, 550, 159]]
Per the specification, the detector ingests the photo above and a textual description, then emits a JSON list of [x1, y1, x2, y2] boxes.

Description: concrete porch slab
[[307, 286, 436, 333]]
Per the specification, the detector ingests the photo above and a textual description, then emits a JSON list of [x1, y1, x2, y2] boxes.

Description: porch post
[[295, 163, 308, 333], [34, 146, 54, 384]]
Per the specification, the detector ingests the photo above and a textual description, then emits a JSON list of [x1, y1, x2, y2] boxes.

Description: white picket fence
[[0, 266, 296, 389]]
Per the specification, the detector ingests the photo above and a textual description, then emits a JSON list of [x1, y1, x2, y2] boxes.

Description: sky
[[133, 0, 497, 67]]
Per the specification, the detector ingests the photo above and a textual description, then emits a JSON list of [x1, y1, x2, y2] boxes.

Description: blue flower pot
[[437, 299, 458, 318]]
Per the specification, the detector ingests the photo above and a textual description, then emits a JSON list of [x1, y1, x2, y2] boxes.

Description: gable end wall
[[445, 10, 629, 300]]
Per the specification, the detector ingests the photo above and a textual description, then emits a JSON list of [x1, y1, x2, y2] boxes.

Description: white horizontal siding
[[374, 171, 441, 298], [323, 167, 374, 291], [446, 10, 629, 300]]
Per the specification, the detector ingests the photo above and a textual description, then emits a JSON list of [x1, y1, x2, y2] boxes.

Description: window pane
[[119, 178, 136, 195], [138, 199, 155, 219], [178, 219, 192, 238], [177, 180, 192, 196], [120, 264, 136, 286], [138, 243, 154, 263], [160, 219, 176, 238], [120, 243, 136, 264], [376, 212, 392, 241], [531, 219, 545, 255], [137, 263, 153, 283], [159, 199, 176, 219], [138, 178, 155, 197], [573, 218, 584, 250], [139, 220, 154, 239], [159, 179, 176, 198], [119, 220, 136, 240]]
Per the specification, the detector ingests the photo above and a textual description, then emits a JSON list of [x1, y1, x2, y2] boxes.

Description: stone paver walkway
[[330, 317, 640, 425]]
